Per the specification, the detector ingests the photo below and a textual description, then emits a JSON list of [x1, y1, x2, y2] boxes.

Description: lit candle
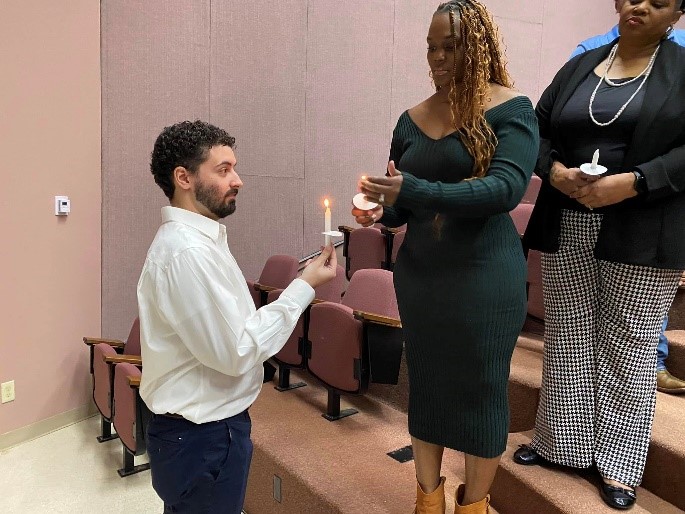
[[591, 149, 599, 170], [324, 198, 331, 246]]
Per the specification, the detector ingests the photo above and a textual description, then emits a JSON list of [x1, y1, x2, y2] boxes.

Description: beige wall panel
[[539, 1, 617, 96], [391, 0, 437, 123], [210, 1, 307, 179], [304, 0, 394, 252], [101, 0, 211, 337], [487, 0, 545, 25], [493, 16, 543, 102]]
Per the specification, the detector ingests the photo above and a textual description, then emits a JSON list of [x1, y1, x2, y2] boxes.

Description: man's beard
[[195, 181, 237, 219]]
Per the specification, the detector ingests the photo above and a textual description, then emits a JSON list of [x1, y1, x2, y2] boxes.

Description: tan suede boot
[[454, 484, 490, 513], [413, 476, 446, 514]]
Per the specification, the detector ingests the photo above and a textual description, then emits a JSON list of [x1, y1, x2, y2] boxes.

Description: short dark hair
[[150, 120, 235, 200]]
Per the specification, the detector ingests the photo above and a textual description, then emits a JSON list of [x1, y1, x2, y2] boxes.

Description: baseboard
[[0, 403, 97, 451]]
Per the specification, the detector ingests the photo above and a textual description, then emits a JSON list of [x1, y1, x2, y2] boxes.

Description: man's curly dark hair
[[150, 120, 236, 200]]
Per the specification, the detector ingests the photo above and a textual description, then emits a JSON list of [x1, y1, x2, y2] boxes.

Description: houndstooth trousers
[[529, 209, 682, 487]]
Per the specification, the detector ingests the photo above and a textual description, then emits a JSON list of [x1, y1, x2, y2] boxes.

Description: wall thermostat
[[55, 196, 70, 216]]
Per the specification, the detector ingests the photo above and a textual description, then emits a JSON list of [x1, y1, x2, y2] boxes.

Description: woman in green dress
[[353, 1, 539, 512]]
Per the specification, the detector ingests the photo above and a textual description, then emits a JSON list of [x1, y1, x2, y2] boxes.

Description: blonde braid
[[437, 0, 513, 178]]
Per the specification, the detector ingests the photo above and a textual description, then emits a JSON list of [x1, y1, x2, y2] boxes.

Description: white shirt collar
[[161, 206, 224, 242]]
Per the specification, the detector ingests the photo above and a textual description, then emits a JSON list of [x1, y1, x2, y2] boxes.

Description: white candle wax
[[324, 199, 331, 245], [591, 149, 599, 169]]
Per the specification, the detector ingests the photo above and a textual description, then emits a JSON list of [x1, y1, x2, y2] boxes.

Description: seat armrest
[[83, 337, 126, 349], [338, 225, 354, 234], [103, 354, 142, 366], [353, 310, 402, 328], [253, 282, 277, 293], [128, 376, 141, 388], [380, 226, 399, 236]]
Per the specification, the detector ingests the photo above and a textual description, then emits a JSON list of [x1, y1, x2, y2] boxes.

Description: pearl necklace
[[589, 43, 660, 127]]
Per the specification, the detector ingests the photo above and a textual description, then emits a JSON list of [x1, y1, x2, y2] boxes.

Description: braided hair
[[434, 0, 512, 178]]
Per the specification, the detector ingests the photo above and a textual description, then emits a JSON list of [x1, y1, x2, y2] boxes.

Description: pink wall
[[0, 0, 667, 435], [101, 0, 619, 339], [0, 0, 101, 435]]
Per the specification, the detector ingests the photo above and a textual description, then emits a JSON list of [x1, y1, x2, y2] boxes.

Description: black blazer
[[523, 39, 685, 269]]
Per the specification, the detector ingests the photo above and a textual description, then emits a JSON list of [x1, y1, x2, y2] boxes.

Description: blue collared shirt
[[570, 25, 685, 58]]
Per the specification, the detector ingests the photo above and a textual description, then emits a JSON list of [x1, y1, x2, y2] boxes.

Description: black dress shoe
[[599, 483, 637, 510], [513, 444, 549, 466]]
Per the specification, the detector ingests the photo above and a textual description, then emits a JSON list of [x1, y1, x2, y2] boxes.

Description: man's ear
[[173, 166, 193, 192]]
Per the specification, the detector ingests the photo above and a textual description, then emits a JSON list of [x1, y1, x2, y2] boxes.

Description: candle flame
[[361, 175, 367, 180], [324, 198, 330, 208]]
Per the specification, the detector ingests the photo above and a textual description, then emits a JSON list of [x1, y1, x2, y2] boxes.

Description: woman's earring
[[665, 25, 674, 39]]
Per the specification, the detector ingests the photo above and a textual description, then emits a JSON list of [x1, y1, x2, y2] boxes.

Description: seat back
[[527, 250, 544, 321], [271, 265, 346, 369], [347, 227, 386, 278], [93, 343, 118, 419], [268, 289, 306, 367], [521, 175, 541, 204], [391, 229, 406, 265], [124, 318, 141, 356], [307, 269, 399, 394], [246, 279, 261, 308], [307, 302, 362, 392], [258, 255, 299, 289], [113, 363, 142, 454], [510, 203, 534, 238], [342, 268, 398, 319], [313, 264, 346, 303]]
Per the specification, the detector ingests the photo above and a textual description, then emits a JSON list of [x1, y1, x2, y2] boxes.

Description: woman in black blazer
[[514, 0, 685, 509]]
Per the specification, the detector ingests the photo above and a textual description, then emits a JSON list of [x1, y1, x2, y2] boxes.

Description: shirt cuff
[[280, 278, 315, 311], [396, 172, 433, 210]]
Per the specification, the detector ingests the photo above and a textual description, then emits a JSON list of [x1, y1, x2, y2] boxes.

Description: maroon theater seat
[[112, 363, 150, 477], [390, 229, 406, 268], [527, 249, 544, 322], [339, 225, 387, 279], [246, 254, 300, 383], [521, 175, 541, 204], [269, 265, 347, 392], [306, 269, 403, 420], [247, 254, 299, 308], [380, 226, 407, 272], [83, 318, 140, 442], [510, 203, 534, 238]]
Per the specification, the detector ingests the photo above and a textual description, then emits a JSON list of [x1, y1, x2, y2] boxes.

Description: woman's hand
[[359, 160, 404, 207], [569, 173, 638, 209], [351, 205, 383, 227], [550, 161, 599, 196]]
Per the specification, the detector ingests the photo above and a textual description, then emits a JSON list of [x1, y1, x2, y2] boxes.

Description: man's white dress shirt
[[137, 206, 314, 423]]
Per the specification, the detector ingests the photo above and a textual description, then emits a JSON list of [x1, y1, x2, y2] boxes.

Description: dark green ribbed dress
[[381, 96, 539, 458]]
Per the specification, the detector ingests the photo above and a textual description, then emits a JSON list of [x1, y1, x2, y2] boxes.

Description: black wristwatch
[[632, 170, 647, 195]]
